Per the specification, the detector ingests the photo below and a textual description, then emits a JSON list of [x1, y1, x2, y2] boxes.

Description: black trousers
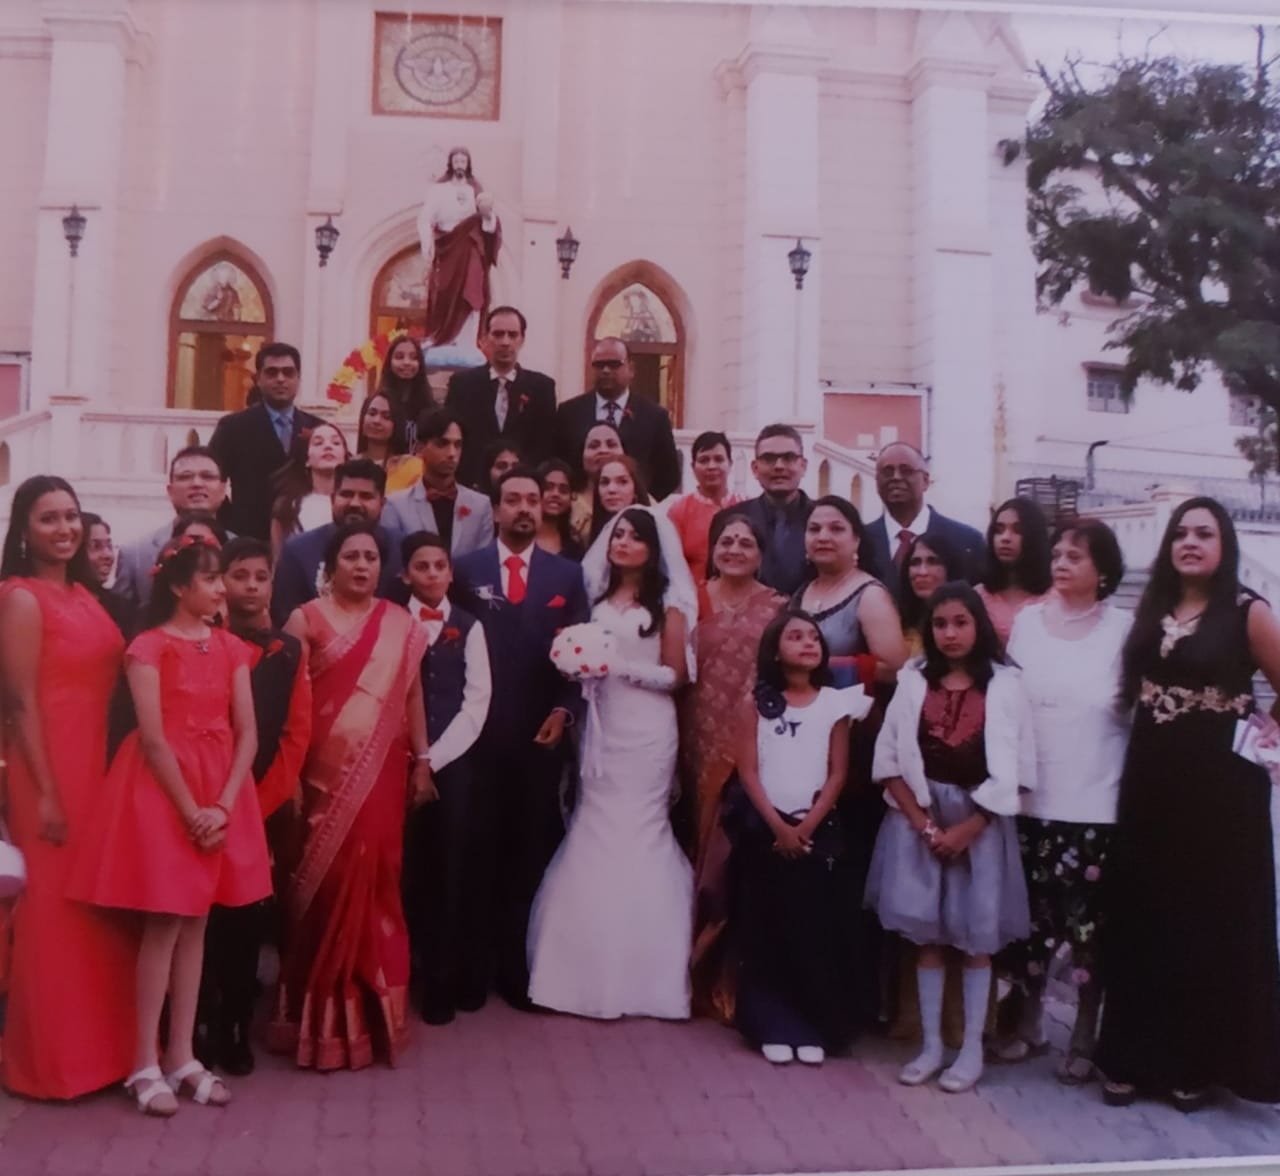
[[199, 901, 268, 1034], [463, 737, 567, 1003], [402, 758, 471, 1002]]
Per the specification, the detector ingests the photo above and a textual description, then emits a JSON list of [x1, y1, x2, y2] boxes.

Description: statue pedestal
[[422, 340, 485, 371]]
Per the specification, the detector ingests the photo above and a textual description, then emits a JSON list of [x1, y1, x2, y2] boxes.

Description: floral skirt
[[1003, 817, 1111, 991]]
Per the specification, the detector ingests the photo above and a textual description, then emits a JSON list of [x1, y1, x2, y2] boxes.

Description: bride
[[527, 506, 697, 1019]]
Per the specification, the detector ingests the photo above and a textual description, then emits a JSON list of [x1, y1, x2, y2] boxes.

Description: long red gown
[[0, 578, 137, 1099]]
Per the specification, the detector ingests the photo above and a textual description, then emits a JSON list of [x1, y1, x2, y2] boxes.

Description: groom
[[451, 467, 589, 1011]]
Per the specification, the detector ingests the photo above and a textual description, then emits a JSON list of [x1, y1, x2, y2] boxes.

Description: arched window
[[168, 252, 273, 410], [370, 245, 427, 339], [586, 264, 687, 426]]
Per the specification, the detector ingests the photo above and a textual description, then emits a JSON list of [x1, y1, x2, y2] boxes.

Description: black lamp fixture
[[62, 205, 87, 258], [315, 215, 340, 268], [788, 237, 812, 290], [555, 227, 580, 279]]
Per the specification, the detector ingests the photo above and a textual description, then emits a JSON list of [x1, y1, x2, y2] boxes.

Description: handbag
[[0, 818, 26, 900]]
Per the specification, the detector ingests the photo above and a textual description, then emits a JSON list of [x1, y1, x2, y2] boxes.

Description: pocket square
[[547, 595, 567, 608]]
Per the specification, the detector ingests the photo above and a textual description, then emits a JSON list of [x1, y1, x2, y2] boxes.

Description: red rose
[[442, 626, 462, 644], [266, 639, 285, 657], [458, 505, 472, 520], [519, 393, 530, 411]]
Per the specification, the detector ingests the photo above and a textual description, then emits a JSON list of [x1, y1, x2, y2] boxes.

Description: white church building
[[0, 0, 1267, 542]]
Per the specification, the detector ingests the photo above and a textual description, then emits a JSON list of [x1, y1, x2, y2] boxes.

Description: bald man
[[862, 442, 986, 597]]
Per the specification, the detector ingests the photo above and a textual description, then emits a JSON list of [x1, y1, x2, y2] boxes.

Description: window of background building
[[168, 254, 272, 411], [588, 276, 685, 425], [1085, 365, 1130, 415]]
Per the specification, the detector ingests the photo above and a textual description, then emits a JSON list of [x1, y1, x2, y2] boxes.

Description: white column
[[909, 13, 999, 528], [28, 1, 147, 410], [729, 9, 825, 433]]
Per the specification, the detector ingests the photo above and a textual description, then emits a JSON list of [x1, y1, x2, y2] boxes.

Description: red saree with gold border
[[269, 600, 428, 1071]]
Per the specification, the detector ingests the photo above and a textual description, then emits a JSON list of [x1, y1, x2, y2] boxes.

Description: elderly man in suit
[[115, 445, 231, 616], [863, 441, 987, 596], [451, 467, 589, 1011], [384, 408, 494, 557], [271, 458, 405, 625], [446, 306, 556, 491], [554, 337, 682, 501], [209, 343, 323, 541]]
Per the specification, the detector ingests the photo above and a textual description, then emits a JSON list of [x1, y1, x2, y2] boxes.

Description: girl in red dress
[[0, 476, 136, 1100], [72, 536, 270, 1115]]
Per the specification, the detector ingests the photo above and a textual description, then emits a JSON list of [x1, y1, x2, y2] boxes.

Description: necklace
[[807, 568, 860, 612], [1052, 598, 1103, 624]]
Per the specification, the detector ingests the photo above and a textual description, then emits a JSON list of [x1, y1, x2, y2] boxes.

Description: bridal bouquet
[[550, 622, 616, 681]]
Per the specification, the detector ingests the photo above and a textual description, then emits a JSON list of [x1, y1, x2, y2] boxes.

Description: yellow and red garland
[[325, 326, 425, 404]]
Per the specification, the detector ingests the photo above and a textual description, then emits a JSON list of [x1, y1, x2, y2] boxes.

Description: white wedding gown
[[527, 600, 693, 1019]]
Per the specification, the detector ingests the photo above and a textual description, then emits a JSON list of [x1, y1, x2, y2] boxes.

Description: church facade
[[0, 0, 1262, 532]]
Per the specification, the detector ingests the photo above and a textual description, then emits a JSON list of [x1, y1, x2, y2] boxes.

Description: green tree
[[1004, 32, 1280, 451], [1237, 402, 1278, 506]]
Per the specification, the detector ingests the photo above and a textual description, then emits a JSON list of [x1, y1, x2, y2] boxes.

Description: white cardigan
[[872, 661, 1037, 817]]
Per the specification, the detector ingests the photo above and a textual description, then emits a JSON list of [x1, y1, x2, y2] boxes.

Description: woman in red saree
[[271, 523, 430, 1071]]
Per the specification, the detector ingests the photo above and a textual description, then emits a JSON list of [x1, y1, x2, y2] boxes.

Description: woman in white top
[[269, 422, 350, 557], [996, 518, 1131, 1084], [730, 610, 872, 1065]]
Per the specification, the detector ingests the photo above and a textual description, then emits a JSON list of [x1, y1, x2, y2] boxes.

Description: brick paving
[[2, 995, 1279, 1176]]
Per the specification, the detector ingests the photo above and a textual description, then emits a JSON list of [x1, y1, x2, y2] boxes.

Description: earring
[[18, 536, 27, 560]]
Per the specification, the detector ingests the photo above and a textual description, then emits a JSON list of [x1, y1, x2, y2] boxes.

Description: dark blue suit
[[862, 507, 987, 598], [271, 522, 405, 626], [452, 543, 589, 1006]]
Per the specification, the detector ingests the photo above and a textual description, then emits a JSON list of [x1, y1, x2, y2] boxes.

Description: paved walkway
[[2, 997, 1279, 1176]]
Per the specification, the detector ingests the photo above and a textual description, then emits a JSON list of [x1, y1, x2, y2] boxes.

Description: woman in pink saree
[[270, 524, 430, 1071]]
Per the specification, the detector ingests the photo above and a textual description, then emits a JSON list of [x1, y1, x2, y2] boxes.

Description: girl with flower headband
[[727, 608, 872, 1067], [71, 534, 270, 1116]]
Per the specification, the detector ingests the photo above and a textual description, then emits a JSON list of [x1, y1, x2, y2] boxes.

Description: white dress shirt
[[409, 596, 493, 773], [595, 389, 631, 425], [884, 504, 932, 549], [495, 539, 532, 600]]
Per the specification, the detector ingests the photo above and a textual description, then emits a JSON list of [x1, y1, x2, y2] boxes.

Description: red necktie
[[417, 605, 444, 621], [504, 555, 527, 604], [893, 529, 916, 569]]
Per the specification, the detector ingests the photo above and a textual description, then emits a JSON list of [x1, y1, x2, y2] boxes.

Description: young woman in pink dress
[[0, 476, 136, 1100], [71, 536, 270, 1115]]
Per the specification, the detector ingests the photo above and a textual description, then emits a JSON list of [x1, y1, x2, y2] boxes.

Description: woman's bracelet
[[414, 753, 431, 763], [211, 801, 230, 819], [919, 820, 940, 842]]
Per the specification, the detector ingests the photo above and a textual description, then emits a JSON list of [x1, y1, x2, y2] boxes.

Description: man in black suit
[[270, 458, 405, 625], [554, 336, 682, 500], [735, 423, 814, 597], [445, 306, 556, 490], [209, 343, 323, 541], [452, 468, 589, 1011], [863, 441, 987, 596]]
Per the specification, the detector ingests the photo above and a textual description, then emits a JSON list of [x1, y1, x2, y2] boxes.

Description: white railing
[[0, 410, 53, 495], [812, 437, 878, 516]]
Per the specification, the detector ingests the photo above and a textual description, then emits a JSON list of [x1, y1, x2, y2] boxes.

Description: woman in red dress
[[71, 536, 270, 1115], [271, 522, 430, 1071], [0, 475, 136, 1100]]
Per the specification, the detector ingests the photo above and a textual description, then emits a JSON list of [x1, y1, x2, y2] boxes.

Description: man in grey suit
[[384, 408, 494, 557], [115, 445, 230, 615]]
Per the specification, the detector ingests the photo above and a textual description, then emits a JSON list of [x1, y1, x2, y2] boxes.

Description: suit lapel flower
[[440, 625, 462, 645], [458, 503, 472, 520], [475, 584, 500, 609]]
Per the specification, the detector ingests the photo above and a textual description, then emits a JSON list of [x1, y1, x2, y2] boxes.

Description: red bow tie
[[425, 485, 458, 503], [418, 606, 444, 621]]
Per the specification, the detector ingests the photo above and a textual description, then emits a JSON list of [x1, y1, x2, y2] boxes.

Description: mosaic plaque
[[374, 13, 501, 120]]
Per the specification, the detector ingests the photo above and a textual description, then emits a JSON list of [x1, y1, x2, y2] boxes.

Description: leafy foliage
[[1005, 33, 1280, 430]]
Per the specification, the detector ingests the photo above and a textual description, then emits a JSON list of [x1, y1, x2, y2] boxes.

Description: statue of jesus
[[416, 146, 501, 354]]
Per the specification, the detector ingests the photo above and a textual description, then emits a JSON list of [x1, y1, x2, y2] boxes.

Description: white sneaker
[[761, 1044, 794, 1064], [796, 1046, 825, 1066]]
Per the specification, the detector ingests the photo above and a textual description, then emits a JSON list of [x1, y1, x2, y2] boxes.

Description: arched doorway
[[585, 263, 687, 427], [366, 244, 427, 392], [167, 251, 273, 410]]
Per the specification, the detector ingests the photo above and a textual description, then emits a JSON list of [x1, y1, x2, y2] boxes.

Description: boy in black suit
[[209, 343, 323, 541], [446, 306, 557, 490], [554, 337, 682, 500]]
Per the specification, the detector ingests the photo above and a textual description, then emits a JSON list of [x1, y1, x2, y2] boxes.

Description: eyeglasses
[[591, 359, 624, 371], [755, 451, 802, 466]]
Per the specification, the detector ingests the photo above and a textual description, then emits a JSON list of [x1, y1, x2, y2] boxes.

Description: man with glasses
[[863, 441, 986, 596], [209, 343, 324, 541], [554, 336, 681, 500], [114, 446, 232, 615], [737, 424, 814, 596]]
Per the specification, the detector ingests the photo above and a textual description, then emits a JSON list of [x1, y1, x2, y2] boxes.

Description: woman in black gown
[[1096, 496, 1280, 1110]]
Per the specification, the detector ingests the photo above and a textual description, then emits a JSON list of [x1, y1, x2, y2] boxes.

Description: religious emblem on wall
[[373, 13, 502, 120]]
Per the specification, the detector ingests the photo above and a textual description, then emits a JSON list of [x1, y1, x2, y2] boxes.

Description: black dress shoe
[[455, 987, 488, 1013], [420, 997, 456, 1026], [217, 1023, 256, 1077], [1171, 1088, 1213, 1114]]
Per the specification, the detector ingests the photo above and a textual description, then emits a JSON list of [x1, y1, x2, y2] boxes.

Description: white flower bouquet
[[550, 622, 616, 681]]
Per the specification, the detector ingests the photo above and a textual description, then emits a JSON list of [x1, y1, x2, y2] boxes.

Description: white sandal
[[125, 1065, 178, 1118], [165, 1059, 231, 1107]]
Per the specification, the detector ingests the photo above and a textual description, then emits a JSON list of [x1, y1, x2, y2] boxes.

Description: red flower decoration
[[518, 393, 530, 412], [623, 407, 634, 421], [266, 639, 285, 657], [458, 505, 472, 520], [441, 626, 462, 645]]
